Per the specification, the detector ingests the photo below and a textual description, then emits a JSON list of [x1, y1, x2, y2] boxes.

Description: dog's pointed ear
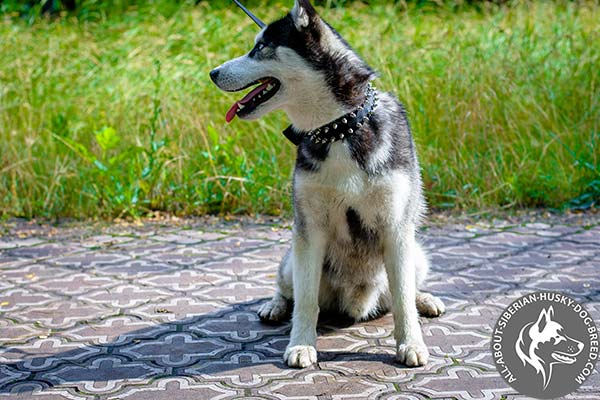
[[535, 307, 552, 332], [291, 0, 316, 30]]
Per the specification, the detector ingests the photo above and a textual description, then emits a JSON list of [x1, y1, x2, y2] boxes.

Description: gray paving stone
[[0, 214, 598, 399]]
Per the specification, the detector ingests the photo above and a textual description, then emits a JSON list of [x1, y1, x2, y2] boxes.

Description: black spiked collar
[[282, 84, 379, 146]]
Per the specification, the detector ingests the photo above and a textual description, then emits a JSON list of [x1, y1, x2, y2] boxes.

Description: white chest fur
[[300, 143, 365, 195], [294, 143, 406, 231]]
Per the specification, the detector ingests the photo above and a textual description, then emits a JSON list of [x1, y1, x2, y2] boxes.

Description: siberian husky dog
[[210, 0, 445, 368], [516, 306, 584, 389]]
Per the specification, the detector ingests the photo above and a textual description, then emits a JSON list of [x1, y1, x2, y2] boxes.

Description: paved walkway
[[0, 214, 599, 399]]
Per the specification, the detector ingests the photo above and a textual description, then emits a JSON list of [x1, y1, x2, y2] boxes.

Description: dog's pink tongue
[[224, 81, 270, 123], [239, 82, 268, 104], [226, 102, 239, 123]]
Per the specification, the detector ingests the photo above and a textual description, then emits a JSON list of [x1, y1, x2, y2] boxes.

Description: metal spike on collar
[[284, 83, 377, 146]]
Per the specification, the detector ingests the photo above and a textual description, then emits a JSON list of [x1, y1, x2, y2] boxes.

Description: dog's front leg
[[384, 225, 429, 367], [284, 228, 326, 368]]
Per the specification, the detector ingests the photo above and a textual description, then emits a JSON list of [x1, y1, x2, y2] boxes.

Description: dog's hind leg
[[258, 292, 290, 322], [413, 241, 445, 318], [258, 248, 293, 322], [416, 292, 445, 318]]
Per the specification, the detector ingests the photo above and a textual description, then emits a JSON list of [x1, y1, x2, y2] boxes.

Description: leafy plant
[[1, 0, 598, 218], [52, 60, 171, 217], [552, 131, 600, 211]]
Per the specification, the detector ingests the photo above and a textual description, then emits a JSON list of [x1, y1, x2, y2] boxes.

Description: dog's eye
[[554, 336, 564, 344]]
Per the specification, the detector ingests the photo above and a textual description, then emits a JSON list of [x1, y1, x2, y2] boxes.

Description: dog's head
[[516, 306, 584, 389], [209, 0, 375, 128], [528, 306, 583, 364]]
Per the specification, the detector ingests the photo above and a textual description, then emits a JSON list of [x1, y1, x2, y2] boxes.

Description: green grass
[[1, 0, 599, 219]]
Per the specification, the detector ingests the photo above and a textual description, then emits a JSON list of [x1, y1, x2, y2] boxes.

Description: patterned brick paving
[[0, 215, 598, 399]]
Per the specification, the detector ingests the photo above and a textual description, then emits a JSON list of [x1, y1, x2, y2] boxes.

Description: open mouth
[[225, 77, 281, 123], [552, 351, 577, 364]]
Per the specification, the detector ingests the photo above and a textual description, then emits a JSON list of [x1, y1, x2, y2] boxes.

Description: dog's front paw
[[396, 341, 429, 367], [284, 345, 317, 368], [416, 292, 445, 318]]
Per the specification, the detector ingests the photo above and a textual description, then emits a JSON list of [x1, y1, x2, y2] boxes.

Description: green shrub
[[0, 0, 598, 218]]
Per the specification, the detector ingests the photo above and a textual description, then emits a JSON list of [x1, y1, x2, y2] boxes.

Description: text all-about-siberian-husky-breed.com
[[210, 0, 445, 368]]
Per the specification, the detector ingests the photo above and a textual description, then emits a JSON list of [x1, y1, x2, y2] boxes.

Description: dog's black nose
[[209, 69, 220, 83]]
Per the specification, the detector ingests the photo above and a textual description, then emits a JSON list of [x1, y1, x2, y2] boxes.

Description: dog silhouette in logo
[[515, 306, 584, 389]]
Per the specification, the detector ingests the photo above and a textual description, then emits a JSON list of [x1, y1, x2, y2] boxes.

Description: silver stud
[[324, 127, 329, 133], [350, 112, 356, 118], [330, 137, 335, 143], [348, 129, 353, 134], [333, 123, 338, 129], [342, 118, 347, 124], [357, 122, 362, 128], [340, 134, 344, 139]]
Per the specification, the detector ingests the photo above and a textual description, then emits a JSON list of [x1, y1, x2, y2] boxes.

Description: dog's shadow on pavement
[[0, 299, 403, 395]]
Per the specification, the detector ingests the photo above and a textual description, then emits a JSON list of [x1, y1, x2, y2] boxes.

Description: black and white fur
[[210, 0, 445, 368]]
